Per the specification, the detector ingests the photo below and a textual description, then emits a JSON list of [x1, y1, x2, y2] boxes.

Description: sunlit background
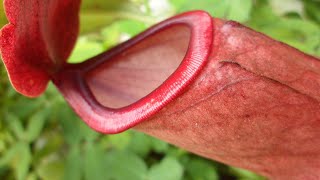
[[0, 0, 319, 179]]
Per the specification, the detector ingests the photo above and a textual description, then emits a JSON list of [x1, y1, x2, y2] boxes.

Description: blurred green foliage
[[0, 3, 6, 27], [0, 0, 319, 179]]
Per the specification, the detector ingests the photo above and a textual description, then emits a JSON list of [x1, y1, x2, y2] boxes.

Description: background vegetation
[[0, 0, 319, 179]]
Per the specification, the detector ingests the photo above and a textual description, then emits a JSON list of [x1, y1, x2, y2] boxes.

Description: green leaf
[[229, 167, 265, 180], [79, 119, 100, 142], [64, 146, 83, 180], [128, 131, 152, 157], [171, 0, 253, 22], [80, 13, 119, 34], [14, 143, 31, 180], [167, 147, 188, 159], [8, 97, 44, 119], [104, 151, 148, 180], [81, 0, 140, 12], [248, 0, 320, 56], [0, 143, 31, 180], [55, 103, 83, 145], [108, 131, 132, 150], [26, 109, 49, 142], [68, 38, 104, 63], [150, 137, 169, 153], [26, 172, 38, 180], [84, 143, 106, 180], [0, 3, 8, 27], [101, 19, 147, 49], [33, 134, 63, 165], [227, 0, 253, 22], [36, 155, 65, 180], [0, 144, 19, 168], [80, 0, 129, 34], [80, 0, 152, 34], [148, 156, 183, 180], [185, 158, 219, 180], [303, 0, 320, 25], [5, 114, 24, 140], [114, 19, 147, 36]]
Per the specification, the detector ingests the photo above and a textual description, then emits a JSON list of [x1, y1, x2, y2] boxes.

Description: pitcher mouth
[[86, 24, 192, 109], [53, 11, 214, 134]]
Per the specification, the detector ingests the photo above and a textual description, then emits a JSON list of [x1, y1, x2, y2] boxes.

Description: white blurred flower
[[270, 0, 303, 16], [148, 0, 173, 19]]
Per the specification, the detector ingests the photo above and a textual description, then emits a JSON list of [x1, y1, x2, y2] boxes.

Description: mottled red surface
[[135, 19, 320, 179], [0, 0, 80, 97], [1, 1, 320, 178]]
